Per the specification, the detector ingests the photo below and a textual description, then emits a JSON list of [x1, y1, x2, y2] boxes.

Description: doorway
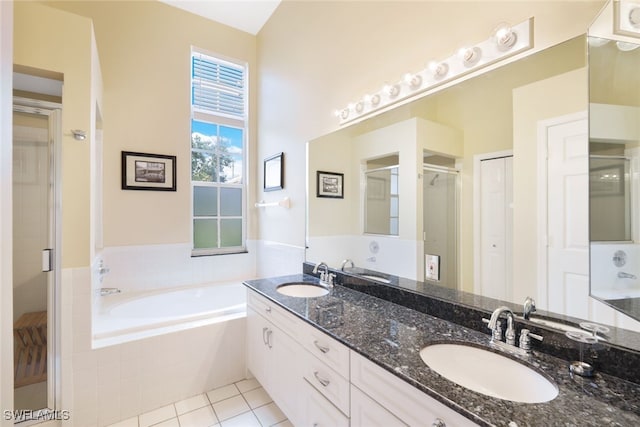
[[12, 97, 61, 415], [423, 165, 458, 288]]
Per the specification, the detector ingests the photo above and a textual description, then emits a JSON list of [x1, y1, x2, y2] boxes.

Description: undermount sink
[[420, 343, 558, 403], [276, 282, 329, 298], [360, 274, 391, 284]]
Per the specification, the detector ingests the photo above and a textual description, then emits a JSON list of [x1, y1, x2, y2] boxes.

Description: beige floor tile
[[150, 418, 179, 427], [207, 383, 240, 404], [105, 417, 139, 427], [178, 406, 219, 427], [273, 421, 294, 427], [219, 411, 261, 427], [253, 402, 286, 427], [234, 378, 260, 393], [212, 394, 251, 421], [139, 405, 176, 427], [242, 387, 272, 409], [175, 394, 210, 415]]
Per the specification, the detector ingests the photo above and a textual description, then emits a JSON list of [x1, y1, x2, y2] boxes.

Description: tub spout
[[100, 287, 121, 296]]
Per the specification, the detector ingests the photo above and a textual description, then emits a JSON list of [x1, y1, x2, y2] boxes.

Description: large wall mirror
[[589, 0, 640, 323], [306, 0, 640, 353]]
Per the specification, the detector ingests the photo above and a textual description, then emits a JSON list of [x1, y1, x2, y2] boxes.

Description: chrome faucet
[[523, 296, 536, 320], [313, 262, 335, 286], [618, 271, 637, 280], [486, 306, 516, 345], [341, 259, 355, 271]]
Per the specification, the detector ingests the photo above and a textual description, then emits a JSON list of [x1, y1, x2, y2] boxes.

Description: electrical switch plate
[[425, 254, 440, 281]]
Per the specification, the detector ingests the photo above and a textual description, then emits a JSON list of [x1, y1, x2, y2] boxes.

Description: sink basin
[[420, 343, 558, 403], [276, 282, 329, 298], [360, 274, 391, 284]]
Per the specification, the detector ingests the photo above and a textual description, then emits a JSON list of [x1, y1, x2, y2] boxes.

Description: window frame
[[190, 47, 248, 256]]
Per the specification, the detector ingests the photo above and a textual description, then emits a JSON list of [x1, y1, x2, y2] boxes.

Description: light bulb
[[404, 73, 422, 88], [355, 101, 364, 113], [458, 46, 482, 67], [428, 61, 449, 79], [630, 6, 640, 28], [384, 83, 400, 97], [493, 23, 517, 51], [340, 108, 349, 120], [370, 94, 381, 106]]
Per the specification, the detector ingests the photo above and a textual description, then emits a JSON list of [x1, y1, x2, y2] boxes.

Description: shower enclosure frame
[[13, 96, 62, 414]]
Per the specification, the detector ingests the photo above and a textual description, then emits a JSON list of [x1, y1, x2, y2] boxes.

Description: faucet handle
[[482, 318, 503, 341], [519, 329, 543, 352]]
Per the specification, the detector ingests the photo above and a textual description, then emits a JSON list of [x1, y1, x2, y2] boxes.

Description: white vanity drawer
[[303, 351, 350, 416], [247, 291, 297, 338], [297, 318, 350, 379], [350, 351, 478, 427], [303, 379, 349, 427]]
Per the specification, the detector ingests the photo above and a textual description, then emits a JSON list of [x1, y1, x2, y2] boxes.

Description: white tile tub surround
[[63, 267, 248, 427], [255, 240, 305, 278], [98, 241, 259, 293]]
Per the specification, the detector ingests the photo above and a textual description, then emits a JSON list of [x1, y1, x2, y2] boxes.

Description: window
[[191, 49, 247, 255]]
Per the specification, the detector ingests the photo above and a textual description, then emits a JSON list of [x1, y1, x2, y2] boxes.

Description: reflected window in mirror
[[364, 161, 399, 236]]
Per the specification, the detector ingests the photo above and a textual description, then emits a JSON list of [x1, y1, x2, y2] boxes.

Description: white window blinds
[[192, 53, 245, 120]]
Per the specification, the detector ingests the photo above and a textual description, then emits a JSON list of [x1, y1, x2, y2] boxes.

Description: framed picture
[[121, 151, 176, 191], [317, 171, 344, 198], [264, 152, 284, 191]]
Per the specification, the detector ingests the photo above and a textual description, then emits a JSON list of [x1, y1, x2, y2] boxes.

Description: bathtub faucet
[[100, 287, 121, 296], [618, 271, 637, 280]]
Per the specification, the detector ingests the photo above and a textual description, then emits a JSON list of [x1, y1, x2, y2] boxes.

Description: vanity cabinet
[[246, 289, 477, 427], [351, 351, 477, 427]]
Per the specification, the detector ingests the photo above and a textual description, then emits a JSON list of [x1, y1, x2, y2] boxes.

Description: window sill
[[191, 248, 248, 257]]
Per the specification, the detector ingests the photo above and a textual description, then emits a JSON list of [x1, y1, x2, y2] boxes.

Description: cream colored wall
[[48, 0, 258, 247], [14, 2, 94, 269], [0, 0, 14, 420], [257, 0, 605, 248], [513, 67, 588, 303]]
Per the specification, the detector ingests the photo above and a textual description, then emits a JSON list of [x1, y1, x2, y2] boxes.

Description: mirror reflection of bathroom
[[423, 154, 458, 288], [364, 155, 399, 236]]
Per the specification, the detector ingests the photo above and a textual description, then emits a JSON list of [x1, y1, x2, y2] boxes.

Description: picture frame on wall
[[264, 152, 284, 191], [317, 171, 344, 198], [121, 151, 177, 191]]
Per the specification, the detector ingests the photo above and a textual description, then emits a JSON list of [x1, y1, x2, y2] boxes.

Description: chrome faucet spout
[[313, 262, 328, 275], [341, 259, 355, 271], [523, 296, 536, 320], [487, 306, 514, 331]]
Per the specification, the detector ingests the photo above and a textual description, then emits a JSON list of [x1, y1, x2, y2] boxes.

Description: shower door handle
[[42, 249, 53, 272]]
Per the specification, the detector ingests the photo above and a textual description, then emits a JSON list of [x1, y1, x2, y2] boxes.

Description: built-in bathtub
[[93, 281, 247, 348]]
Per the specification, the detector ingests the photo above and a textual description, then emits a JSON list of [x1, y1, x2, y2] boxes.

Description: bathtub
[[93, 281, 247, 348]]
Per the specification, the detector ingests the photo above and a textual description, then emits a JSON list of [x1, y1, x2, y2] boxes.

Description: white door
[[546, 117, 590, 318], [479, 156, 513, 301]]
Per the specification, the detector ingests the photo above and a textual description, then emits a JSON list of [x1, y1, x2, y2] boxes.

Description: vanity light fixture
[[493, 23, 518, 51], [384, 83, 401, 97], [428, 61, 449, 79], [631, 6, 640, 28], [458, 46, 482, 67], [404, 73, 423, 88], [335, 17, 533, 125]]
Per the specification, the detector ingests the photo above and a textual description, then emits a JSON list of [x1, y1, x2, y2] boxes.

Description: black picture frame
[[121, 151, 177, 191], [317, 171, 344, 198], [264, 152, 284, 191]]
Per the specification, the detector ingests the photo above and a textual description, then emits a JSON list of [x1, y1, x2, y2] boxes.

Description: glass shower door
[[423, 168, 458, 288], [12, 108, 54, 412]]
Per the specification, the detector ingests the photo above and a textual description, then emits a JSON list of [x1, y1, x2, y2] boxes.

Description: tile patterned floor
[[107, 378, 292, 427]]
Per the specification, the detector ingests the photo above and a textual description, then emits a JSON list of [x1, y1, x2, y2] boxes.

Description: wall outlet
[[425, 254, 440, 281]]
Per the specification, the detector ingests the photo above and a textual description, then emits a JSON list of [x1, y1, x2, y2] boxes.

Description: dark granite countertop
[[244, 274, 640, 427]]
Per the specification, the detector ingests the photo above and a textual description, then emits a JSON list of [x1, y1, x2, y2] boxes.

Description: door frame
[[473, 149, 513, 295], [536, 110, 588, 309], [13, 96, 63, 411]]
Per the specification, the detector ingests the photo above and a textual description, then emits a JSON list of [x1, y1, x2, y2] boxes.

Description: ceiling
[[158, 0, 281, 35]]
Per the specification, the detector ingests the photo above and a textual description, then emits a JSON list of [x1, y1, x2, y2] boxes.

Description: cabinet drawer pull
[[313, 340, 330, 354], [266, 329, 273, 349], [432, 418, 446, 427], [262, 327, 268, 345], [265, 306, 271, 313], [313, 371, 330, 387]]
